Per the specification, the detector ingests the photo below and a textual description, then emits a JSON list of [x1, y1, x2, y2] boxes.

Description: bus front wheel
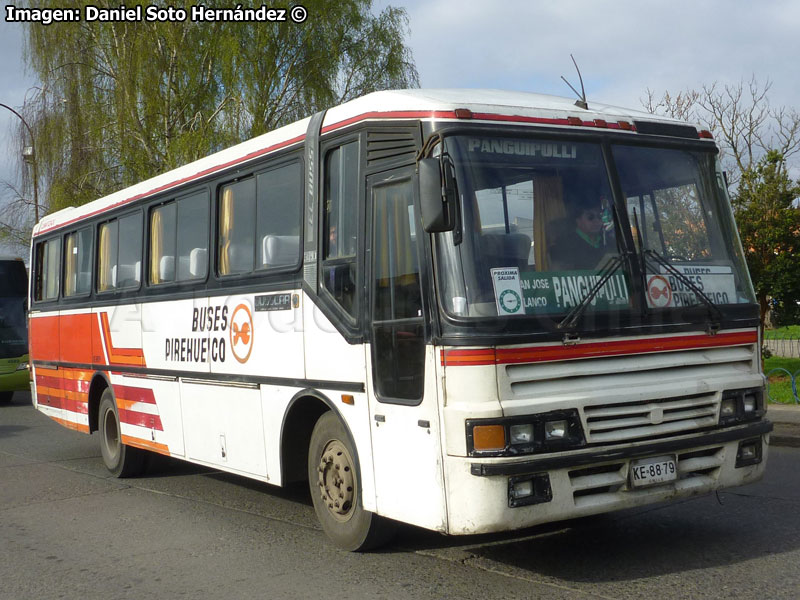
[[98, 388, 144, 477], [307, 411, 394, 551]]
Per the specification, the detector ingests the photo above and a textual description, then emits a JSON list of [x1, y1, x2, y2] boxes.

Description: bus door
[[366, 166, 447, 531]]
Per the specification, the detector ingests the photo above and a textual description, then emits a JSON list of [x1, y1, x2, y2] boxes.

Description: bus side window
[[150, 203, 177, 285], [176, 191, 209, 281], [256, 161, 301, 270], [218, 179, 256, 276], [97, 221, 119, 292], [322, 142, 359, 318], [34, 238, 61, 301], [118, 213, 142, 289], [64, 227, 93, 297]]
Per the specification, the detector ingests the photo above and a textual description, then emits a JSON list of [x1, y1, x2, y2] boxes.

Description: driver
[[550, 196, 616, 270]]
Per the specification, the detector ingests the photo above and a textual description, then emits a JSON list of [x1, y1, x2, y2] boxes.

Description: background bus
[[0, 257, 29, 402], [29, 89, 770, 550]]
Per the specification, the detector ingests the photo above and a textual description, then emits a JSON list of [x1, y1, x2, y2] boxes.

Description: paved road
[[1, 392, 798, 600]]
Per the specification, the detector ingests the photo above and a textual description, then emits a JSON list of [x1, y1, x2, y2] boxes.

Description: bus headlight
[[719, 388, 764, 425], [15, 362, 29, 371], [509, 423, 535, 445], [720, 397, 737, 418], [545, 419, 568, 440], [466, 410, 584, 457]]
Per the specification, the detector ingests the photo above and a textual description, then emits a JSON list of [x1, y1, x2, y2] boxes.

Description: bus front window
[[612, 145, 755, 309], [435, 135, 756, 325], [436, 136, 630, 319]]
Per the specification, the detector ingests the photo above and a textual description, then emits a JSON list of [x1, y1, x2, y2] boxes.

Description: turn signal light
[[472, 425, 506, 451]]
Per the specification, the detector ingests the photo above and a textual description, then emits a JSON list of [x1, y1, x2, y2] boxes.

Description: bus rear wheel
[[308, 411, 394, 551], [98, 388, 144, 477]]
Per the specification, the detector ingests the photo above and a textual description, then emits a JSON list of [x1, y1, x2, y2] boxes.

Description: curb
[[772, 422, 800, 448]]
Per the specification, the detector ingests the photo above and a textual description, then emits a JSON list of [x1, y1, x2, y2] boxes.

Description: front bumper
[[444, 420, 771, 535]]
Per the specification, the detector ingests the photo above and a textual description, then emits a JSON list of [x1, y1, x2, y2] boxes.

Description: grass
[[764, 356, 800, 404], [764, 325, 800, 339]]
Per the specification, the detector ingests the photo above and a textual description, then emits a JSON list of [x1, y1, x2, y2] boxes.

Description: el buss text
[[4, 4, 309, 25]]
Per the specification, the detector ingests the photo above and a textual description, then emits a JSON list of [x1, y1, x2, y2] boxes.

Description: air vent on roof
[[366, 129, 419, 167], [633, 121, 700, 139]]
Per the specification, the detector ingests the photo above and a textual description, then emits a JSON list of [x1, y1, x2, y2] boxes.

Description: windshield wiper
[[642, 249, 723, 331], [557, 255, 623, 332]]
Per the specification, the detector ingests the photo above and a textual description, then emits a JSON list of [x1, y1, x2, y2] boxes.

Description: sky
[[2, 0, 799, 252]]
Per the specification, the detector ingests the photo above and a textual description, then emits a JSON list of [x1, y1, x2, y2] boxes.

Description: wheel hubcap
[[317, 440, 355, 522]]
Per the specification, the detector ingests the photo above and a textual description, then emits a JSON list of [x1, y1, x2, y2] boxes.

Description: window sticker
[[491, 268, 525, 316], [493, 268, 631, 315], [646, 265, 735, 308]]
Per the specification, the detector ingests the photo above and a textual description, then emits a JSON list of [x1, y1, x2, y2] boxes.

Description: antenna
[[560, 54, 588, 110]]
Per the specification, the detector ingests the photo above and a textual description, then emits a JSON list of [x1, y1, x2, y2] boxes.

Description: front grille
[[501, 344, 756, 445], [568, 445, 724, 508], [583, 394, 718, 443]]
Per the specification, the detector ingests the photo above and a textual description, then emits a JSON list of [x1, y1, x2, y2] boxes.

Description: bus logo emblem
[[647, 275, 672, 308], [230, 303, 254, 363]]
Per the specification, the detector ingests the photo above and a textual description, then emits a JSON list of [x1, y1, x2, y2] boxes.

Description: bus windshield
[[435, 135, 755, 323], [0, 260, 28, 359]]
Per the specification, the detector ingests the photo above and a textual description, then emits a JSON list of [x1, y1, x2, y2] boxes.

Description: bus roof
[[33, 88, 701, 237]]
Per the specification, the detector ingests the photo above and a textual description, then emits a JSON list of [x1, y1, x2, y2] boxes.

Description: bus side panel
[[29, 313, 62, 423], [101, 303, 144, 368], [29, 312, 59, 362], [181, 381, 267, 477], [365, 345, 448, 532], [139, 299, 208, 458], [58, 309, 92, 432], [302, 293, 376, 512]]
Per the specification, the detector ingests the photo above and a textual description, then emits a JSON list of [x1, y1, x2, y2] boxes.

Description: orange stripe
[[122, 435, 170, 456], [38, 385, 65, 398], [109, 354, 144, 366], [117, 398, 160, 412], [441, 330, 758, 366], [34, 366, 60, 377], [496, 331, 757, 364], [51, 416, 90, 434], [61, 368, 93, 381], [100, 312, 145, 367]]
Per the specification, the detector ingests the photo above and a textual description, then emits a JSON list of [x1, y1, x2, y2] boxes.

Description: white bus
[[29, 89, 771, 550]]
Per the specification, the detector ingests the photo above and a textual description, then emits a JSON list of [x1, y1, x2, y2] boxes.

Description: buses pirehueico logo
[[230, 303, 254, 364], [647, 275, 673, 308]]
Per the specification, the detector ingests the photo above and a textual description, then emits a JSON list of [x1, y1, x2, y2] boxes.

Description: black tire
[[0, 391, 13, 404], [98, 388, 145, 477], [308, 411, 395, 551]]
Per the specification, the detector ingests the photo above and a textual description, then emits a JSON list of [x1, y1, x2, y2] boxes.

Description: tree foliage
[[644, 77, 800, 326], [734, 151, 800, 325], [12, 0, 418, 222], [643, 77, 800, 190]]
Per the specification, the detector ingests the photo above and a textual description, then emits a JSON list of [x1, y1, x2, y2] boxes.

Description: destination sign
[[646, 265, 737, 308], [492, 268, 630, 315]]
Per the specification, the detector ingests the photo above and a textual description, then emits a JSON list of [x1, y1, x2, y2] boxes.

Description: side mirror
[[418, 158, 456, 232]]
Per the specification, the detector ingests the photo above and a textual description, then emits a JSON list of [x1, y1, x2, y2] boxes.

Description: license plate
[[630, 455, 678, 488]]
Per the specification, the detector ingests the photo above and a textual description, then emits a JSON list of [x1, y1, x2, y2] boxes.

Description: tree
[[1, 0, 418, 245], [644, 78, 800, 327], [643, 77, 800, 190], [734, 151, 800, 325]]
